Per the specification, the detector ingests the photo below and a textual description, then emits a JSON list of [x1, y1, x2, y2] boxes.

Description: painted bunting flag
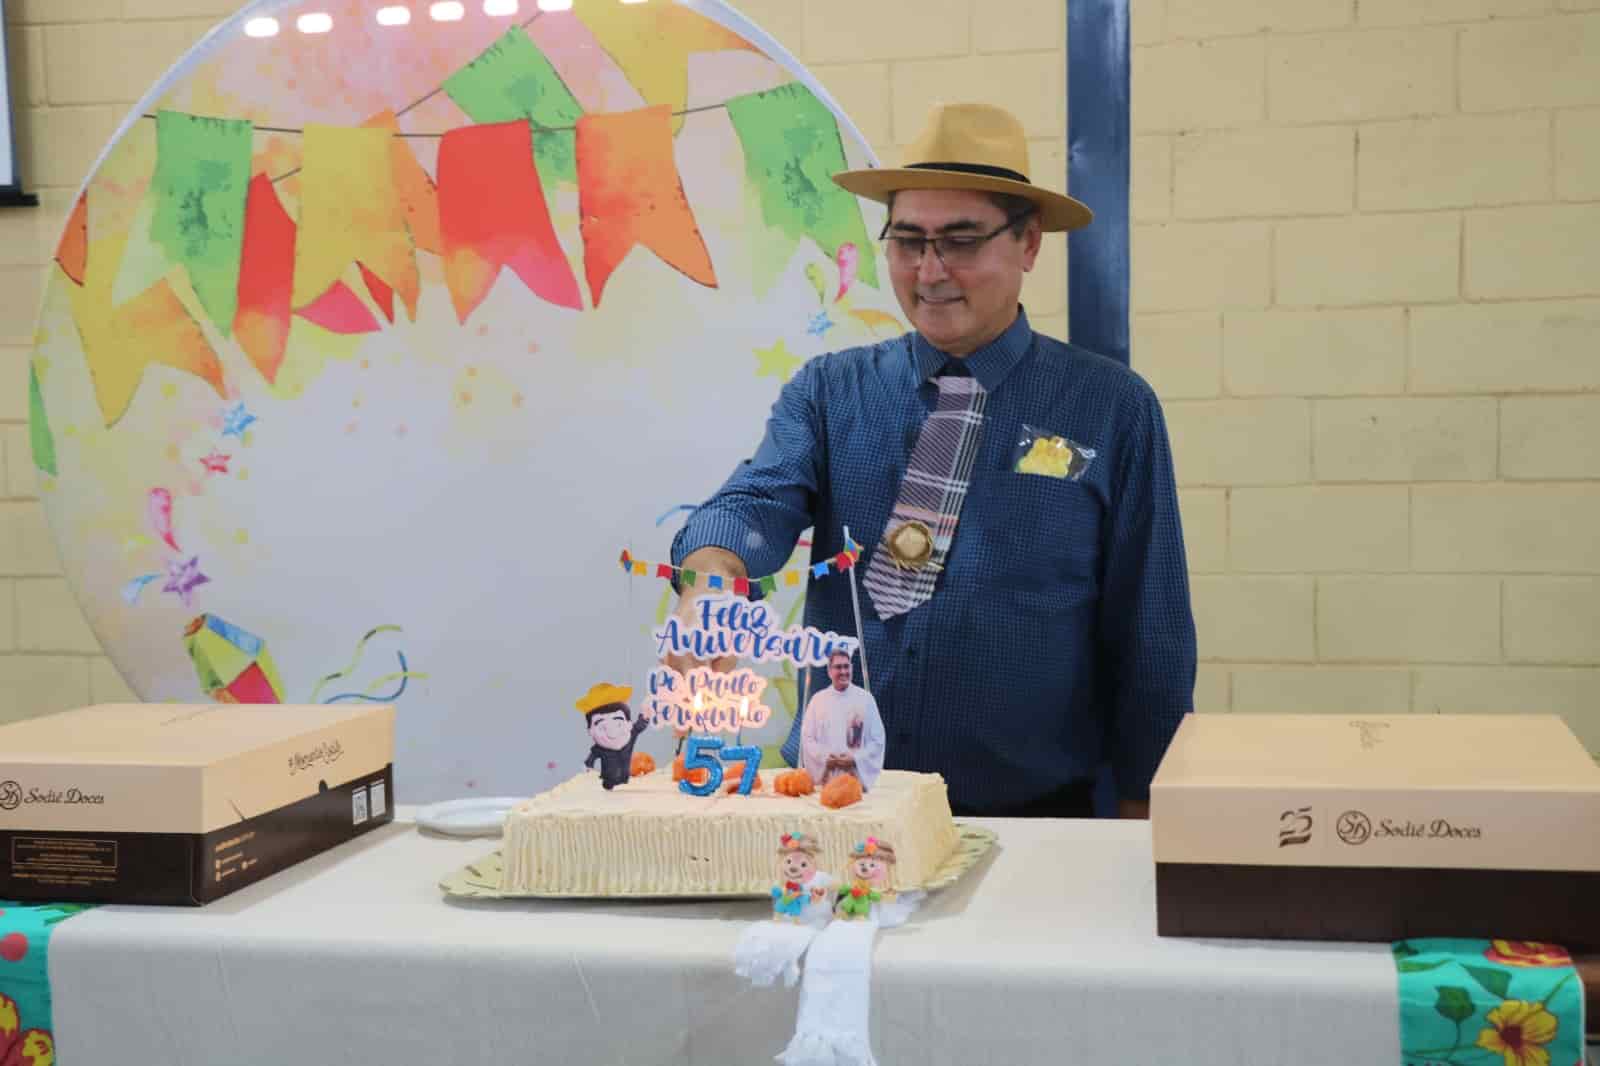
[[573, 0, 757, 134], [293, 124, 419, 320], [71, 226, 225, 427], [233, 173, 297, 383], [297, 280, 383, 335], [576, 106, 716, 307], [364, 110, 443, 257], [444, 27, 584, 190], [54, 193, 88, 286], [359, 262, 397, 324], [142, 112, 253, 334], [725, 83, 876, 296], [438, 121, 583, 320], [27, 367, 56, 478]]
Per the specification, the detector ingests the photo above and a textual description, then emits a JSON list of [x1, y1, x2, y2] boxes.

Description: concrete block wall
[[1134, 0, 1600, 752], [2, 1, 1596, 756]]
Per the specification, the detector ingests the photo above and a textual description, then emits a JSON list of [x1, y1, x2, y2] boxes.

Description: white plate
[[415, 797, 525, 838]]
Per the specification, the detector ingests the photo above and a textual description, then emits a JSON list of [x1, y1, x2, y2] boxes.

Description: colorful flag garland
[[619, 544, 860, 597], [60, 19, 880, 428]]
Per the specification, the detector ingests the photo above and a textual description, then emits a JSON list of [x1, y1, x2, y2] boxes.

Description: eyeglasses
[[879, 211, 1035, 270]]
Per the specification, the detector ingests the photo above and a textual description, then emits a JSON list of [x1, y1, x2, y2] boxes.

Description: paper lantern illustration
[[184, 614, 285, 704]]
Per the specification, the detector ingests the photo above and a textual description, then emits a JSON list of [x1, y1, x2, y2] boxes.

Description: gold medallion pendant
[[885, 520, 935, 570]]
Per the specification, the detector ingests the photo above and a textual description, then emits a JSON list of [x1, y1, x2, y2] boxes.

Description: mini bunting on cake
[[618, 542, 859, 595]]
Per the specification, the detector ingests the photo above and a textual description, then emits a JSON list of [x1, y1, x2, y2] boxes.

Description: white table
[[42, 814, 1577, 1065]]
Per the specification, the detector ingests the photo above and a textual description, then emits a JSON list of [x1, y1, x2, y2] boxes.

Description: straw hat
[[575, 682, 632, 715], [833, 103, 1093, 233]]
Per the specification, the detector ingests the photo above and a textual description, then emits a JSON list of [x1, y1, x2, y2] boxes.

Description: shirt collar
[[911, 306, 1034, 392]]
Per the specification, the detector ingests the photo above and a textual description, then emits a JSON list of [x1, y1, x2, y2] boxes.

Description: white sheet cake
[[501, 768, 959, 896]]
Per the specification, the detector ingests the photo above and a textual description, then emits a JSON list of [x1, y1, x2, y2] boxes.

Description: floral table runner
[[0, 902, 95, 1066], [1396, 939, 1586, 1066]]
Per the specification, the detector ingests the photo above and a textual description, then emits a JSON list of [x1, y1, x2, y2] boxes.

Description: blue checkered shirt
[[672, 309, 1195, 809]]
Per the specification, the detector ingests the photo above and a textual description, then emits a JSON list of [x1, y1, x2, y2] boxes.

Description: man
[[800, 648, 887, 790], [578, 683, 651, 790], [671, 103, 1195, 818]]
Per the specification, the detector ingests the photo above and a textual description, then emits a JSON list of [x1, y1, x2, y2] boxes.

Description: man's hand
[[1117, 798, 1150, 820], [662, 546, 747, 678]]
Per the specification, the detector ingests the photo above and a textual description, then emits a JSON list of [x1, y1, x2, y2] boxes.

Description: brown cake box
[[0, 702, 395, 905], [1151, 713, 1600, 1035]]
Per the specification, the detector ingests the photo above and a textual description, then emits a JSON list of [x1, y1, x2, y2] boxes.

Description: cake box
[[0, 702, 395, 905], [1149, 713, 1600, 949]]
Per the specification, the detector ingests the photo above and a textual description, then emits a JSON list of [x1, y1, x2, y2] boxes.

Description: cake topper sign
[[645, 595, 858, 734], [645, 666, 774, 733], [654, 596, 857, 666]]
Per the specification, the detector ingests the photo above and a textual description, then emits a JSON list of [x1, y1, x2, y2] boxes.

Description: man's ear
[[1020, 218, 1044, 271]]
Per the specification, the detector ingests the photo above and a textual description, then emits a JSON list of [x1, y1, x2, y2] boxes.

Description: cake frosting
[[502, 768, 959, 897]]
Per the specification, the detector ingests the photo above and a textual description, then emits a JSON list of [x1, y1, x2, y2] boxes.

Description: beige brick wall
[[3, 1, 1597, 759], [1134, 0, 1600, 756]]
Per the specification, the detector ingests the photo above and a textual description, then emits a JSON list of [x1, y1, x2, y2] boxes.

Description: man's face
[[588, 708, 632, 750], [828, 656, 852, 690], [780, 850, 815, 882], [885, 188, 1041, 357]]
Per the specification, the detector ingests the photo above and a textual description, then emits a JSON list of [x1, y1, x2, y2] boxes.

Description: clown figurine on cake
[[770, 832, 834, 926], [578, 683, 652, 790], [835, 838, 896, 920]]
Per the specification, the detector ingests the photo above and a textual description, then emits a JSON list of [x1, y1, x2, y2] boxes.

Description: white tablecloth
[[43, 814, 1451, 1065]]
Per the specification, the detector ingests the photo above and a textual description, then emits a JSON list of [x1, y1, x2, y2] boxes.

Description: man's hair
[[827, 648, 852, 667], [584, 702, 631, 726], [886, 190, 1039, 237]]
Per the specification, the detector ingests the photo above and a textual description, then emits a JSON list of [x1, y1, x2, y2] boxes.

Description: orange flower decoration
[[670, 753, 708, 787], [1483, 941, 1572, 968], [819, 773, 863, 809], [773, 769, 814, 796], [1475, 999, 1558, 1066], [629, 752, 656, 777]]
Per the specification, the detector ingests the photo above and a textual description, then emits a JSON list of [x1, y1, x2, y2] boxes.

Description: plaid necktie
[[861, 368, 987, 620]]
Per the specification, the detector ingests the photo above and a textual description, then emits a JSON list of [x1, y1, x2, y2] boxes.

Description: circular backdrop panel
[[28, 0, 904, 801]]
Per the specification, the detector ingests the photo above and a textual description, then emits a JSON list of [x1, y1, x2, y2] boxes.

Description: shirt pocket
[[982, 467, 1104, 587]]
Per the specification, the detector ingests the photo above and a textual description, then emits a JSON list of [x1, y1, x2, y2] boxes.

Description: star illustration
[[162, 556, 210, 607], [807, 311, 835, 339], [199, 450, 232, 475], [221, 402, 257, 439], [753, 340, 803, 382]]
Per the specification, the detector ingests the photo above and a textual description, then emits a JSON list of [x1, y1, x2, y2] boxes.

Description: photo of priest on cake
[[668, 101, 1196, 820], [578, 683, 652, 791], [801, 649, 886, 791]]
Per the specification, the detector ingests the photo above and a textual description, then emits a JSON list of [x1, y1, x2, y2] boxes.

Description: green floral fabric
[[1395, 938, 1585, 1066]]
